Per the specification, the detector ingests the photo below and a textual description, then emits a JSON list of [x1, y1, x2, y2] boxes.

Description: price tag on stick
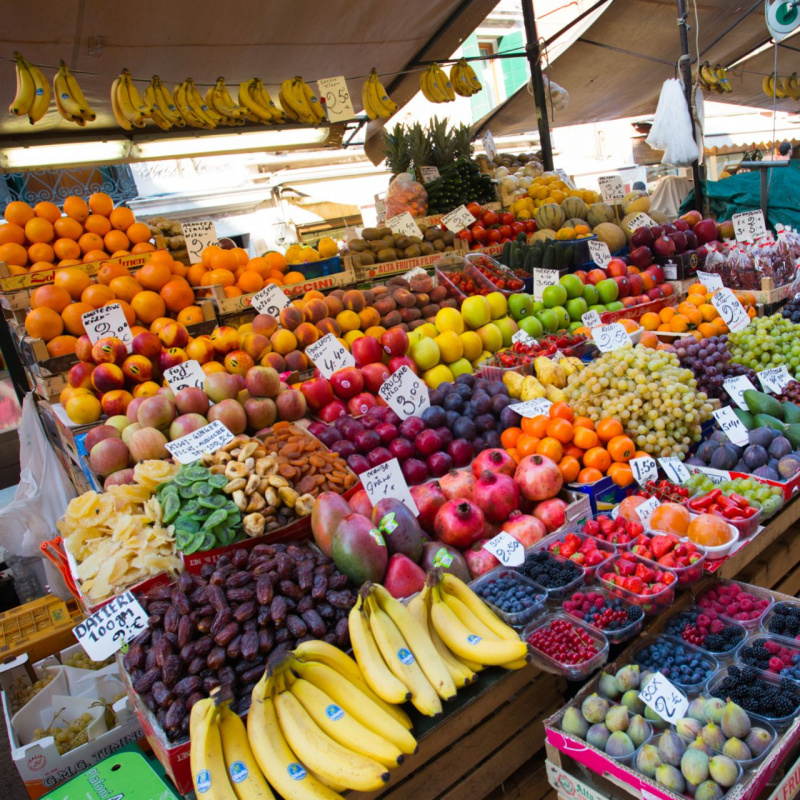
[[659, 457, 691, 484], [594, 323, 632, 353], [441, 205, 475, 233], [362, 458, 418, 515], [181, 220, 219, 264], [697, 271, 723, 291], [757, 365, 793, 394], [164, 360, 207, 393], [483, 532, 524, 567], [82, 303, 133, 349], [629, 213, 657, 229], [733, 210, 767, 243], [723, 376, 757, 409], [419, 166, 440, 183], [582, 310, 602, 328], [305, 334, 356, 379], [712, 288, 750, 333], [73, 590, 149, 661], [713, 406, 750, 446], [636, 496, 661, 527], [638, 672, 689, 723], [630, 456, 658, 485], [509, 398, 552, 418], [379, 366, 430, 420], [251, 284, 291, 316], [385, 212, 421, 238], [598, 175, 625, 203], [512, 330, 537, 346], [533, 268, 559, 301], [166, 421, 234, 465], [588, 240, 611, 267], [316, 75, 355, 122], [482, 130, 498, 161]]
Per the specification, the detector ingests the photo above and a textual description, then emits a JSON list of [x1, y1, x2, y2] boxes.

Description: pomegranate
[[464, 539, 500, 579], [471, 448, 516, 478], [473, 470, 519, 523], [409, 481, 447, 535], [501, 511, 546, 547], [514, 454, 563, 501], [439, 470, 475, 501], [533, 497, 568, 533], [434, 499, 486, 549]]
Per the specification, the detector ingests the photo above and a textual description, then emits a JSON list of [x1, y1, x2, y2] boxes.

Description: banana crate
[[0, 595, 83, 664]]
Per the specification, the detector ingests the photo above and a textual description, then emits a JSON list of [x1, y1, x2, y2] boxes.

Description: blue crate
[[567, 475, 635, 514], [74, 431, 102, 492]]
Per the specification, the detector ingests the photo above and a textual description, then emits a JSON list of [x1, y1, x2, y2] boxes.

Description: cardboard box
[[657, 251, 699, 281]]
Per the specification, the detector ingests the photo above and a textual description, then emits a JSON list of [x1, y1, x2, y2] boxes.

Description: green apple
[[551, 306, 570, 330], [410, 337, 441, 371], [565, 297, 588, 322], [569, 321, 584, 333], [589, 304, 607, 313], [606, 301, 625, 312], [533, 300, 545, 312], [535, 309, 558, 333], [493, 316, 519, 347], [542, 284, 568, 309], [448, 357, 474, 378], [508, 293, 533, 320], [519, 315, 544, 339], [560, 274, 584, 300], [596, 278, 619, 305], [461, 295, 491, 330], [582, 284, 599, 305]]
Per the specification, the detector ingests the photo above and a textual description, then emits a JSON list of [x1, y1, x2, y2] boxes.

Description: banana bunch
[[142, 76, 185, 130], [53, 60, 95, 125], [9, 52, 51, 124], [111, 69, 153, 130], [361, 69, 397, 120], [238, 79, 287, 123], [698, 62, 732, 94], [449, 59, 482, 97], [763, 73, 800, 100], [420, 63, 455, 103], [279, 77, 326, 125], [203, 77, 248, 125], [247, 640, 417, 799]]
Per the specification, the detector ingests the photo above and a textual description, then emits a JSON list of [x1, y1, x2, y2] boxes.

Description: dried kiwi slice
[[199, 495, 227, 510], [182, 532, 206, 555], [208, 474, 228, 489], [162, 493, 180, 525], [202, 509, 228, 530], [174, 517, 200, 534], [194, 482, 214, 497]]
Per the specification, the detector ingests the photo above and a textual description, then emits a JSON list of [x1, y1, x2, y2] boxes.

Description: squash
[[535, 203, 565, 231], [586, 202, 614, 227], [531, 229, 557, 243], [593, 222, 627, 252], [622, 190, 650, 215], [560, 196, 587, 221]]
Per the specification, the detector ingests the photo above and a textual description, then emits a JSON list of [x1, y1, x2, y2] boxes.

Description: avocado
[[733, 408, 755, 430], [783, 402, 800, 424], [784, 424, 800, 449], [744, 389, 785, 420], [753, 413, 786, 432]]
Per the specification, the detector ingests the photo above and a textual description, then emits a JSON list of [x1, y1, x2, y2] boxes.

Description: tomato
[[471, 226, 488, 244], [511, 221, 526, 236], [482, 210, 498, 226], [466, 202, 483, 218], [457, 229, 473, 243], [497, 225, 512, 239], [500, 212, 515, 226], [486, 229, 502, 243], [524, 220, 537, 233]]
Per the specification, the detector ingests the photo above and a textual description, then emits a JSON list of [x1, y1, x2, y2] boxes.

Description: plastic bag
[[385, 172, 427, 219], [0, 394, 77, 597]]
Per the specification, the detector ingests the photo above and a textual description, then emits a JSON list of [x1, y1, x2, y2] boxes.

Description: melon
[[563, 218, 587, 230], [619, 213, 642, 243], [622, 191, 650, 215], [535, 203, 565, 231], [593, 222, 627, 252], [649, 209, 669, 224], [586, 202, 614, 227], [560, 196, 587, 220], [531, 229, 557, 243]]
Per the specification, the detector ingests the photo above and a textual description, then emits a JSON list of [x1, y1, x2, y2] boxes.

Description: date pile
[[122, 541, 355, 741]]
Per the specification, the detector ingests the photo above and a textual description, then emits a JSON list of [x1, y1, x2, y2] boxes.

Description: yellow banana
[[54, 62, 85, 120], [299, 78, 326, 123], [219, 701, 275, 800], [440, 591, 501, 641], [144, 83, 172, 130], [348, 595, 411, 705], [176, 80, 214, 128], [364, 70, 396, 118], [211, 76, 245, 118], [435, 63, 455, 101], [190, 699, 238, 800], [362, 74, 378, 119], [187, 78, 222, 125], [789, 73, 800, 101], [239, 79, 275, 122], [774, 74, 787, 98], [279, 79, 304, 122], [293, 78, 321, 123], [115, 71, 145, 127], [419, 68, 435, 103], [450, 61, 472, 97], [440, 573, 521, 641], [247, 675, 341, 800], [464, 61, 483, 92], [254, 80, 286, 122], [9, 52, 35, 116], [153, 76, 183, 125], [763, 75, 774, 97], [63, 64, 95, 120], [27, 60, 51, 124], [109, 78, 132, 130], [274, 691, 390, 792], [426, 65, 449, 102]]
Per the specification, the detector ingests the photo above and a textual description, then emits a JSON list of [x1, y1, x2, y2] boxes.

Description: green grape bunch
[[728, 314, 800, 375]]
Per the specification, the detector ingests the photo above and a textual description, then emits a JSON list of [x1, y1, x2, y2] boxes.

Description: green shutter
[[498, 31, 528, 97], [461, 34, 491, 122]]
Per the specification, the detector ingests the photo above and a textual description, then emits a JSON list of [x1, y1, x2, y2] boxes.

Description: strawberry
[[617, 559, 636, 577], [570, 552, 586, 564], [624, 519, 645, 537], [598, 517, 615, 536], [635, 563, 656, 583], [578, 538, 596, 555], [657, 553, 677, 568], [585, 550, 606, 566], [650, 536, 674, 560], [650, 581, 667, 594], [661, 572, 676, 585], [583, 520, 600, 536], [624, 576, 646, 594], [559, 541, 578, 558]]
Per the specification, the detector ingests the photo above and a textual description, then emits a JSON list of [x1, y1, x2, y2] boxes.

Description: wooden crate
[[486, 755, 556, 800], [347, 667, 565, 800], [753, 277, 798, 306], [349, 240, 469, 283]]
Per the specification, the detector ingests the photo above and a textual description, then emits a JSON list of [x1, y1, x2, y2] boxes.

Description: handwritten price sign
[[733, 210, 767, 243], [482, 130, 498, 161], [419, 166, 440, 184], [598, 174, 625, 203], [533, 269, 559, 301], [630, 456, 658, 486], [166, 420, 234, 465], [251, 283, 291, 316], [696, 271, 723, 291], [73, 591, 148, 661], [629, 213, 657, 229], [362, 458, 418, 514], [378, 365, 430, 420], [509, 398, 552, 418], [588, 240, 611, 267], [582, 310, 602, 329], [483, 534, 524, 567], [636, 496, 661, 527], [512, 330, 537, 346], [385, 212, 421, 238], [638, 672, 689, 723], [317, 75, 354, 122], [757, 365, 793, 394], [713, 406, 749, 446], [441, 205, 475, 234], [164, 360, 206, 393], [305, 334, 356, 379], [659, 457, 691, 485], [723, 375, 757, 409], [181, 220, 219, 264], [593, 323, 632, 353], [712, 288, 750, 333], [82, 303, 133, 349]]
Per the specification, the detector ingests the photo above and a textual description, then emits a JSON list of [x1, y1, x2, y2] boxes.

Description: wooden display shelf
[[347, 240, 468, 283]]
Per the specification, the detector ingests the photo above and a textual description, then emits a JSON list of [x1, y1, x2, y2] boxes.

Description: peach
[[329, 289, 345, 300], [359, 307, 380, 329], [279, 305, 304, 331], [208, 398, 247, 434], [224, 350, 255, 375], [303, 299, 328, 324], [323, 295, 344, 317], [159, 347, 188, 372], [240, 332, 270, 361], [342, 290, 365, 312], [101, 389, 133, 417], [270, 329, 298, 356], [186, 336, 217, 364], [68, 361, 95, 389], [210, 325, 240, 356], [294, 322, 319, 348], [284, 350, 309, 371], [65, 393, 102, 424], [89, 438, 130, 477], [336, 310, 360, 332], [131, 330, 162, 359], [202, 361, 226, 375], [261, 352, 286, 372], [133, 381, 160, 398], [252, 314, 278, 337], [75, 334, 93, 362], [91, 337, 127, 365], [158, 321, 189, 349], [121, 354, 154, 384], [92, 363, 125, 393], [316, 317, 341, 338]]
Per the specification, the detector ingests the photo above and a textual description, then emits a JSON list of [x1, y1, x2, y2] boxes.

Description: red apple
[[300, 377, 334, 411], [361, 361, 391, 393], [351, 336, 383, 367], [380, 327, 409, 358], [684, 231, 699, 250], [660, 283, 675, 297], [693, 219, 720, 245], [668, 231, 687, 253], [586, 269, 607, 286], [661, 223, 676, 235], [607, 259, 628, 278], [673, 219, 690, 232], [629, 246, 653, 268], [646, 287, 664, 301], [628, 273, 644, 297], [653, 236, 676, 257], [631, 227, 655, 249], [649, 225, 664, 239], [680, 210, 702, 227], [348, 392, 378, 416], [647, 265, 665, 284], [622, 297, 637, 307], [388, 355, 419, 375], [330, 366, 364, 400], [573, 270, 588, 284], [613, 276, 631, 298], [317, 399, 348, 422]]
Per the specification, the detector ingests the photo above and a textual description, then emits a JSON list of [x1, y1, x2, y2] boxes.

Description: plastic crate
[[0, 595, 80, 663]]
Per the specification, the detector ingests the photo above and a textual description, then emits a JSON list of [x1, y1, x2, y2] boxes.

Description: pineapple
[[452, 123, 475, 160], [382, 123, 411, 176], [428, 116, 455, 169], [405, 122, 432, 170]]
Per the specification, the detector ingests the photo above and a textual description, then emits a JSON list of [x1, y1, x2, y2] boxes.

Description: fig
[[598, 671, 620, 700], [645, 705, 666, 725], [615, 664, 640, 693], [687, 697, 708, 724], [689, 735, 713, 756], [658, 730, 686, 766], [628, 715, 651, 748], [636, 743, 662, 778], [621, 689, 645, 716], [561, 707, 589, 739], [586, 723, 611, 751], [605, 705, 629, 733], [695, 780, 724, 800], [722, 737, 751, 761], [701, 722, 726, 752], [704, 697, 725, 725], [581, 693, 609, 724], [681, 749, 710, 786], [709, 755, 738, 788], [721, 699, 751, 739], [655, 764, 686, 794], [605, 731, 635, 758], [676, 717, 702, 739], [745, 727, 772, 757]]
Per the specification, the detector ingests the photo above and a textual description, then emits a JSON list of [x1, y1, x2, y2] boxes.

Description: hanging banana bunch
[[110, 69, 153, 130], [53, 60, 95, 125], [237, 77, 286, 123], [141, 75, 185, 130], [361, 69, 398, 119], [420, 63, 455, 103], [204, 77, 247, 126], [278, 76, 326, 124], [9, 52, 51, 124], [698, 62, 731, 94], [450, 58, 482, 97], [763, 73, 800, 100]]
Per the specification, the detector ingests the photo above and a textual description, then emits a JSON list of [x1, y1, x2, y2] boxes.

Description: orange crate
[[0, 595, 82, 663]]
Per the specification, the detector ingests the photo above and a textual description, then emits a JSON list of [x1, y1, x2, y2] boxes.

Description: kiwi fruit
[[403, 244, 421, 258], [424, 227, 440, 242], [359, 250, 376, 265], [433, 239, 446, 252], [419, 242, 435, 255], [379, 236, 396, 250], [394, 235, 411, 250], [362, 227, 381, 241], [377, 248, 398, 262], [348, 239, 367, 252], [441, 231, 455, 246], [407, 235, 423, 245], [376, 227, 393, 239]]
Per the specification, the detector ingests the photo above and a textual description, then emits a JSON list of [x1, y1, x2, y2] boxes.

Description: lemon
[[301, 247, 320, 262], [317, 236, 338, 258], [422, 364, 454, 389], [344, 329, 363, 346], [486, 292, 508, 320]]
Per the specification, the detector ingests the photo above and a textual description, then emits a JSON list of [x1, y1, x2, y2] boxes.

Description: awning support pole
[[522, 0, 554, 171], [677, 0, 704, 213]]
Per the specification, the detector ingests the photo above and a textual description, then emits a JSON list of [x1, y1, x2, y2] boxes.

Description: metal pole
[[521, 0, 554, 171], [676, 0, 704, 213]]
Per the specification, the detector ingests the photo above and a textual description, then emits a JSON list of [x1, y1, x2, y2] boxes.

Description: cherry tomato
[[486, 229, 502, 243], [466, 202, 483, 218], [457, 229, 473, 243], [471, 226, 488, 244], [482, 210, 498, 226], [498, 224, 512, 239], [511, 221, 526, 236], [500, 212, 515, 226]]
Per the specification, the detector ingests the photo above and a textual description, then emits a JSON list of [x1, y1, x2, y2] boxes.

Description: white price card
[[512, 330, 537, 346], [712, 288, 750, 333], [598, 174, 625, 203], [362, 458, 418, 515], [181, 220, 219, 264], [316, 75, 354, 122], [659, 457, 691, 485], [375, 193, 386, 223], [629, 213, 657, 230], [509, 398, 552, 418], [630, 456, 658, 486], [483, 532, 524, 567], [385, 212, 421, 238], [638, 672, 689, 724], [482, 130, 498, 161], [164, 360, 206, 393], [556, 168, 574, 188], [588, 240, 611, 267], [663, 262, 678, 280], [696, 271, 724, 291], [594, 323, 632, 353], [379, 365, 430, 420], [713, 406, 749, 446], [251, 283, 291, 316], [733, 210, 767, 243], [419, 166, 440, 184], [582, 310, 602, 329], [305, 333, 356, 379], [723, 375, 757, 409], [686, 465, 730, 485], [757, 365, 793, 394], [73, 591, 149, 661], [441, 205, 475, 233], [533, 268, 560, 301], [81, 303, 133, 349], [636, 496, 661, 528], [166, 420, 234, 465]]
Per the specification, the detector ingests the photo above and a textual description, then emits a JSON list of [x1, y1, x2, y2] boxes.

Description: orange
[[650, 503, 691, 536], [7, 265, 27, 276], [669, 314, 689, 333], [61, 302, 94, 335], [202, 245, 222, 267], [577, 467, 604, 484], [131, 242, 155, 254], [500, 427, 522, 449], [81, 283, 115, 308], [46, 334, 78, 357], [24, 217, 54, 244], [284, 271, 306, 286], [677, 302, 696, 317], [54, 216, 83, 240], [88, 192, 113, 216], [171, 262, 187, 278], [699, 303, 717, 323], [265, 251, 288, 273], [521, 414, 549, 438], [659, 306, 676, 323], [558, 456, 581, 483], [572, 426, 598, 450], [108, 299, 136, 327], [54, 238, 81, 260], [109, 276, 143, 302], [111, 250, 130, 258], [688, 282, 706, 296], [263, 277, 283, 287], [104, 229, 130, 252], [78, 232, 104, 254], [109, 207, 135, 231], [5, 201, 34, 226], [161, 279, 195, 312], [33, 202, 61, 224], [176, 306, 204, 327], [536, 437, 563, 462], [187, 263, 209, 286], [83, 249, 108, 264], [30, 261, 53, 272], [54, 267, 92, 300], [596, 418, 623, 443], [232, 247, 249, 266], [31, 285, 71, 313], [97, 262, 130, 285], [607, 462, 634, 487], [126, 222, 152, 244], [245, 257, 270, 279], [237, 271, 263, 293], [137, 262, 172, 291], [697, 322, 717, 339], [685, 308, 703, 328], [147, 250, 174, 269], [686, 293, 705, 307], [85, 214, 112, 236], [27, 242, 55, 263], [224, 286, 243, 298], [564, 444, 585, 460], [640, 312, 661, 331], [632, 450, 651, 461], [25, 307, 63, 341], [131, 291, 166, 324], [686, 514, 733, 547], [657, 323, 671, 332], [515, 433, 540, 457], [608, 435, 635, 462], [0, 223, 25, 245], [209, 249, 238, 272], [0, 243, 28, 266], [583, 446, 612, 472], [549, 401, 574, 421], [63, 196, 89, 223], [202, 269, 235, 288], [506, 448, 521, 464], [546, 417, 574, 444]]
